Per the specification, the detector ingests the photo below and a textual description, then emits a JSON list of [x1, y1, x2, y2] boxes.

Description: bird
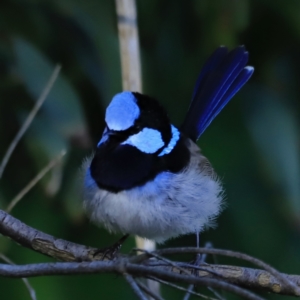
[[83, 45, 254, 248]]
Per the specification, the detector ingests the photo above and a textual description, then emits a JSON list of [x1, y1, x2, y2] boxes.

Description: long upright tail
[[181, 46, 254, 142]]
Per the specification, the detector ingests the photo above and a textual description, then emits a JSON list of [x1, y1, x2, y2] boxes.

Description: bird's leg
[[194, 231, 202, 265], [193, 233, 212, 266], [196, 232, 200, 248], [93, 234, 129, 260], [184, 233, 204, 299], [188, 232, 202, 266]]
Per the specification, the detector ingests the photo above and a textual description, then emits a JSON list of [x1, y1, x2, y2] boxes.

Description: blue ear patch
[[158, 125, 180, 156], [122, 127, 164, 154], [106, 91, 140, 131]]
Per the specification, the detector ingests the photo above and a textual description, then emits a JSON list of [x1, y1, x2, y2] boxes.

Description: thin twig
[[135, 248, 192, 300], [0, 261, 264, 300], [207, 288, 225, 300], [136, 280, 164, 300], [202, 244, 225, 300], [0, 254, 37, 300], [125, 274, 148, 300], [135, 248, 228, 300], [176, 263, 224, 278], [133, 248, 191, 276], [0, 65, 61, 179], [6, 150, 66, 213], [148, 276, 217, 300], [126, 264, 265, 300], [146, 251, 233, 300], [154, 247, 300, 296], [183, 242, 212, 300]]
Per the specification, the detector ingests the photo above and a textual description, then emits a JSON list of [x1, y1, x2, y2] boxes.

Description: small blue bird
[[83, 46, 254, 246]]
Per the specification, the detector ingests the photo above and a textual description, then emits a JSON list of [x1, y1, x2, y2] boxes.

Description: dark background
[[0, 0, 299, 299]]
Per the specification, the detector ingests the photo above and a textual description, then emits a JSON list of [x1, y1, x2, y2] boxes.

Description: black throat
[[90, 134, 190, 193]]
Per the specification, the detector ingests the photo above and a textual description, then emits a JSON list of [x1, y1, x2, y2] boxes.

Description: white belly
[[83, 143, 223, 243]]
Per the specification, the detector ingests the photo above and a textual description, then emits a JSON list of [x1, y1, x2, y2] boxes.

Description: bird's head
[[98, 91, 179, 156], [89, 91, 186, 192]]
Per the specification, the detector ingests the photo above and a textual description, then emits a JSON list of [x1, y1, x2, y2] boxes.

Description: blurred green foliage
[[0, 0, 300, 299]]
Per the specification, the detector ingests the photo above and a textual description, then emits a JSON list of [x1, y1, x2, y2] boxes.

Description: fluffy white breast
[[83, 140, 223, 243], [105, 91, 140, 131]]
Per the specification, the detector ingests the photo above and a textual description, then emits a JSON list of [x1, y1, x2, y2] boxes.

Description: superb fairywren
[[83, 46, 254, 244]]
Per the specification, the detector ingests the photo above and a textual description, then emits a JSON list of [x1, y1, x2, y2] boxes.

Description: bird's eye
[[127, 124, 141, 136]]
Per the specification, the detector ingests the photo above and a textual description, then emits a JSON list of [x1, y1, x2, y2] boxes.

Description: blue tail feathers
[[181, 46, 254, 142]]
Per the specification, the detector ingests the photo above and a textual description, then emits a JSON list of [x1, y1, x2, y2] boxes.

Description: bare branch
[[6, 150, 66, 213], [183, 242, 212, 300], [148, 276, 218, 300], [125, 275, 148, 300], [0, 209, 299, 296], [0, 261, 264, 300], [0, 210, 102, 261], [0, 65, 61, 179], [134, 249, 191, 276], [0, 254, 37, 300], [136, 280, 164, 300], [206, 288, 225, 300], [154, 248, 300, 296]]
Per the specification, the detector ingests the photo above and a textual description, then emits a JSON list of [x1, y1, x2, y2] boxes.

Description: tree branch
[[0, 65, 61, 179], [0, 260, 264, 300], [0, 209, 299, 297], [124, 274, 148, 300], [0, 210, 102, 262]]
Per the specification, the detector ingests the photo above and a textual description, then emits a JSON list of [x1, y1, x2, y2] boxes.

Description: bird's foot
[[191, 253, 202, 269], [93, 234, 129, 260]]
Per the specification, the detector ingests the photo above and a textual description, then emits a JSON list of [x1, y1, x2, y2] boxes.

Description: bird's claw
[[93, 234, 129, 260]]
